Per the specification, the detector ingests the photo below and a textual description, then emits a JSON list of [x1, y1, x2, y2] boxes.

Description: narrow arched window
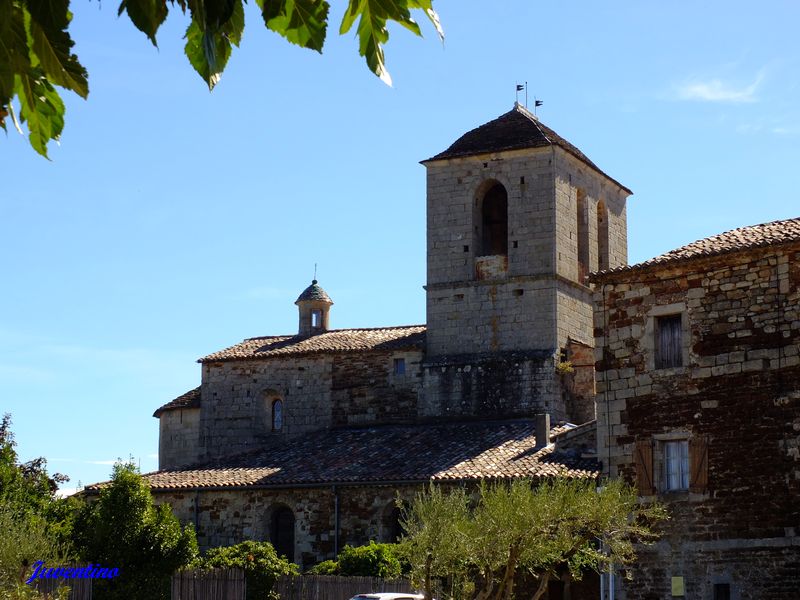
[[576, 189, 589, 282], [272, 399, 283, 431], [597, 200, 610, 271], [270, 506, 295, 561], [480, 184, 508, 256]]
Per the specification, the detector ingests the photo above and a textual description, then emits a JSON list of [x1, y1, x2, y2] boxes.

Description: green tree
[[399, 478, 667, 600], [0, 0, 443, 158], [194, 540, 298, 600], [0, 414, 79, 593], [72, 461, 198, 600]]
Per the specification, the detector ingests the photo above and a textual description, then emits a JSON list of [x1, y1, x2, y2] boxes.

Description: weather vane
[[515, 82, 543, 115]]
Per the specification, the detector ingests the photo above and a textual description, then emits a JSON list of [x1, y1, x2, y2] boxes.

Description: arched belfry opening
[[479, 183, 509, 256]]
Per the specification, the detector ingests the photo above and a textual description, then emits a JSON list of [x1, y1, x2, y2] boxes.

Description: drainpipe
[[332, 484, 340, 558], [194, 490, 199, 530]]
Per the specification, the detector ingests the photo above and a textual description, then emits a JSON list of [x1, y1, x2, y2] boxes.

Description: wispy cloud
[[675, 72, 763, 103]]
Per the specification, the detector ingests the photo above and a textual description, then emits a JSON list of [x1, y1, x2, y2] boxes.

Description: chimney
[[534, 413, 550, 449]]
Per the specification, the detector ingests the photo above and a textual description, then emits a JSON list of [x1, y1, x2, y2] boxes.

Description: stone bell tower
[[295, 280, 333, 336], [419, 103, 631, 421]]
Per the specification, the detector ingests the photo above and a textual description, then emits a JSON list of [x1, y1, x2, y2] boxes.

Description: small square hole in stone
[[513, 289, 524, 297], [463, 245, 469, 252], [512, 240, 518, 248], [520, 176, 525, 184]]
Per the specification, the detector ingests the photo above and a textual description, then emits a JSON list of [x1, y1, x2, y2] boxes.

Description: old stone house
[[590, 218, 800, 599], [86, 103, 626, 573]]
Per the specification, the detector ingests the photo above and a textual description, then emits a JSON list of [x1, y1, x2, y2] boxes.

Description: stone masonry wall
[[152, 484, 423, 569], [420, 352, 563, 421], [159, 408, 201, 470], [200, 356, 333, 461], [331, 349, 423, 426], [200, 349, 424, 462], [593, 243, 800, 599]]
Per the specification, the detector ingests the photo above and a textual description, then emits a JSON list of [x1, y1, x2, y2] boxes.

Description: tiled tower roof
[[425, 103, 631, 194], [295, 279, 333, 304]]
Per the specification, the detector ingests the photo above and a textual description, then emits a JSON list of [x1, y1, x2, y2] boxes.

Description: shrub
[[196, 540, 298, 600], [308, 559, 339, 575], [336, 542, 402, 578]]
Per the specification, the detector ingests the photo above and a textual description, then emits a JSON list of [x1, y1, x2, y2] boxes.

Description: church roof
[[199, 325, 426, 363], [425, 104, 631, 194], [591, 215, 800, 281], [83, 420, 597, 492], [153, 387, 201, 418], [295, 280, 333, 304]]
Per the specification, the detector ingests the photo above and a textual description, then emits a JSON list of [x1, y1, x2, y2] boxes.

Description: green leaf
[[14, 69, 65, 158], [184, 19, 232, 90], [220, 0, 244, 47], [258, 0, 329, 52], [407, 0, 443, 41], [339, 0, 441, 86], [118, 0, 169, 46], [25, 0, 89, 98], [0, 1, 25, 109]]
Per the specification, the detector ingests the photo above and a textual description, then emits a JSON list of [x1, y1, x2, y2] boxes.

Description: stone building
[[86, 104, 626, 574], [590, 217, 800, 599]]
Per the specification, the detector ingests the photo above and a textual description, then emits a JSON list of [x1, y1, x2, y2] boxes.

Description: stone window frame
[[644, 303, 690, 373], [262, 389, 284, 433]]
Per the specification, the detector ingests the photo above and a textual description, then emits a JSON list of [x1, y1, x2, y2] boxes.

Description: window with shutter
[[634, 439, 655, 495], [655, 314, 683, 369]]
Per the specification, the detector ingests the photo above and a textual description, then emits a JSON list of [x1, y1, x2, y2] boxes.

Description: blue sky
[[2, 1, 799, 493]]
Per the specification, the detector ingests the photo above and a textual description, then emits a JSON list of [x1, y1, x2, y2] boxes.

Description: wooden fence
[[172, 568, 246, 600], [274, 574, 417, 600], [30, 573, 92, 600]]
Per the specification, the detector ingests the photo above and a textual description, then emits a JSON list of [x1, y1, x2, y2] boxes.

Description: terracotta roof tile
[[592, 216, 800, 280], [200, 325, 425, 363], [425, 104, 631, 194], [153, 387, 201, 418], [84, 420, 598, 492]]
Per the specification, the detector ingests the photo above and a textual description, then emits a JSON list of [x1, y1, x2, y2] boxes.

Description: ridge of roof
[[424, 104, 631, 194], [591, 216, 800, 281]]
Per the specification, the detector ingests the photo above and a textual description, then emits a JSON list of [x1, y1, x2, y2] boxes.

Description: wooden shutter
[[689, 435, 709, 493], [634, 439, 655, 496]]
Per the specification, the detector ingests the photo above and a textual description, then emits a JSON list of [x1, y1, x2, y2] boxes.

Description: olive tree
[[398, 478, 667, 600]]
